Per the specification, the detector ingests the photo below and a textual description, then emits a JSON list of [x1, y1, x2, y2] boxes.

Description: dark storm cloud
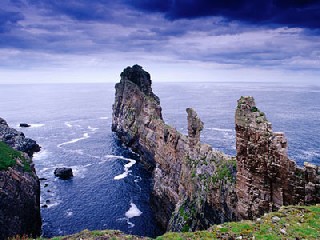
[[127, 0, 320, 29], [0, 0, 319, 73]]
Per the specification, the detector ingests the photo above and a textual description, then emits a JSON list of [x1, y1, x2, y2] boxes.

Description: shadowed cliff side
[[0, 117, 41, 239], [112, 65, 320, 233]]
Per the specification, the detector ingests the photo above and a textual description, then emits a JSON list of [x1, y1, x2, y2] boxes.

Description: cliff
[[235, 96, 320, 219], [112, 65, 320, 232], [0, 117, 41, 239]]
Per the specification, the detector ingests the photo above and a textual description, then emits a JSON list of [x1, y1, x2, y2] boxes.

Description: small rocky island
[[112, 64, 320, 232]]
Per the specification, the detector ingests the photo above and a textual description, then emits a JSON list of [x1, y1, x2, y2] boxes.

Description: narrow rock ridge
[[0, 117, 41, 239], [112, 65, 320, 232]]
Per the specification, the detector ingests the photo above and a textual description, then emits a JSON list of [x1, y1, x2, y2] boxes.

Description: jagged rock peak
[[236, 96, 268, 129], [120, 64, 152, 95], [186, 108, 203, 144]]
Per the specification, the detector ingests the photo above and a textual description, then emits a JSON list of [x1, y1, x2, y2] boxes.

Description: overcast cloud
[[0, 0, 319, 83]]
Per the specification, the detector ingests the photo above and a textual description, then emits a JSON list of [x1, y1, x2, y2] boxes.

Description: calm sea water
[[0, 82, 319, 237]]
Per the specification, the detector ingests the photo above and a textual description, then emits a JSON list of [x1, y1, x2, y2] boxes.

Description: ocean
[[0, 82, 319, 237]]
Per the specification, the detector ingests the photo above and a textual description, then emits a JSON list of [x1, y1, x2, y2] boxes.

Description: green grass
[[0, 141, 20, 170], [0, 141, 31, 172], [10, 205, 320, 240]]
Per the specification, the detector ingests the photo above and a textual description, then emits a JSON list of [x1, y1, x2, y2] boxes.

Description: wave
[[125, 202, 142, 228], [65, 122, 73, 128], [207, 127, 234, 132], [57, 133, 90, 148], [114, 158, 136, 180], [30, 123, 45, 128], [99, 116, 109, 120], [33, 149, 49, 161], [88, 126, 99, 131]]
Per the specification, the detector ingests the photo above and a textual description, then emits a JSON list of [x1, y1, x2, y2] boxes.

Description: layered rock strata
[[112, 65, 320, 232], [0, 117, 41, 239], [112, 65, 237, 231], [235, 96, 320, 219]]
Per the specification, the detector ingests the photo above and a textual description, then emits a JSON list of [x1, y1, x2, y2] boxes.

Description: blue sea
[[0, 82, 319, 237]]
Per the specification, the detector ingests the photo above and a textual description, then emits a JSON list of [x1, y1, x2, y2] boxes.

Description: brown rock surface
[[112, 65, 320, 232], [235, 96, 320, 219], [0, 118, 41, 239]]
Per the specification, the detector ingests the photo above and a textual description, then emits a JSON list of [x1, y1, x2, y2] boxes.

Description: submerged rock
[[54, 167, 73, 179]]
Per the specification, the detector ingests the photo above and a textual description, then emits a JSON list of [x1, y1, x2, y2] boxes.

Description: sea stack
[[0, 117, 42, 239], [112, 65, 320, 232]]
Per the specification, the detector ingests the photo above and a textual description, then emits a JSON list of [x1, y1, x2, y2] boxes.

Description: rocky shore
[[112, 65, 320, 232], [0, 117, 42, 239]]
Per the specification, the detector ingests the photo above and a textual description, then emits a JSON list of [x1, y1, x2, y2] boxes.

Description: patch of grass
[[0, 141, 32, 172], [0, 141, 20, 170]]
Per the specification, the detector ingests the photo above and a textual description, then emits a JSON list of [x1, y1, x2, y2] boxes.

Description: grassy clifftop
[[15, 204, 319, 240]]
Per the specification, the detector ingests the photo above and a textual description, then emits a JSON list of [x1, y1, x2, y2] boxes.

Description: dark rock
[[39, 177, 47, 181], [20, 123, 30, 128], [41, 204, 48, 208], [0, 165, 41, 239], [0, 120, 40, 157], [0, 118, 42, 239], [54, 168, 73, 179]]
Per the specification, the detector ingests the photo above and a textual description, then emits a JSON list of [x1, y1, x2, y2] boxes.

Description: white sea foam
[[65, 122, 73, 128], [125, 203, 142, 218], [99, 116, 109, 120], [57, 133, 89, 147], [114, 158, 136, 180], [33, 149, 49, 161], [66, 210, 73, 217], [30, 123, 45, 128], [207, 127, 233, 132], [88, 126, 99, 131], [70, 164, 92, 178]]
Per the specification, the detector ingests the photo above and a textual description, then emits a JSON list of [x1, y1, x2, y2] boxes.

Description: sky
[[0, 0, 319, 84]]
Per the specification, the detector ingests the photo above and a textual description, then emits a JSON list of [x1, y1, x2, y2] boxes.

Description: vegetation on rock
[[13, 205, 319, 240], [0, 141, 31, 172]]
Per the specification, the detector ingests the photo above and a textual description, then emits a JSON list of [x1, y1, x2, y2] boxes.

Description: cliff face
[[112, 65, 320, 232], [235, 96, 320, 219], [0, 117, 41, 239], [112, 65, 237, 231]]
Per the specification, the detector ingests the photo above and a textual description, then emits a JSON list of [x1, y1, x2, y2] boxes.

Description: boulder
[[20, 123, 30, 128], [54, 168, 73, 180]]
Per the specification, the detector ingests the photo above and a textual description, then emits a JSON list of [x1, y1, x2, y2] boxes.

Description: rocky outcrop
[[54, 167, 73, 179], [235, 96, 320, 219], [0, 118, 41, 239], [0, 117, 40, 156], [112, 65, 320, 233], [112, 65, 237, 231]]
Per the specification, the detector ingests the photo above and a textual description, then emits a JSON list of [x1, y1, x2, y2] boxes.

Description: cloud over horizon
[[0, 0, 319, 83]]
